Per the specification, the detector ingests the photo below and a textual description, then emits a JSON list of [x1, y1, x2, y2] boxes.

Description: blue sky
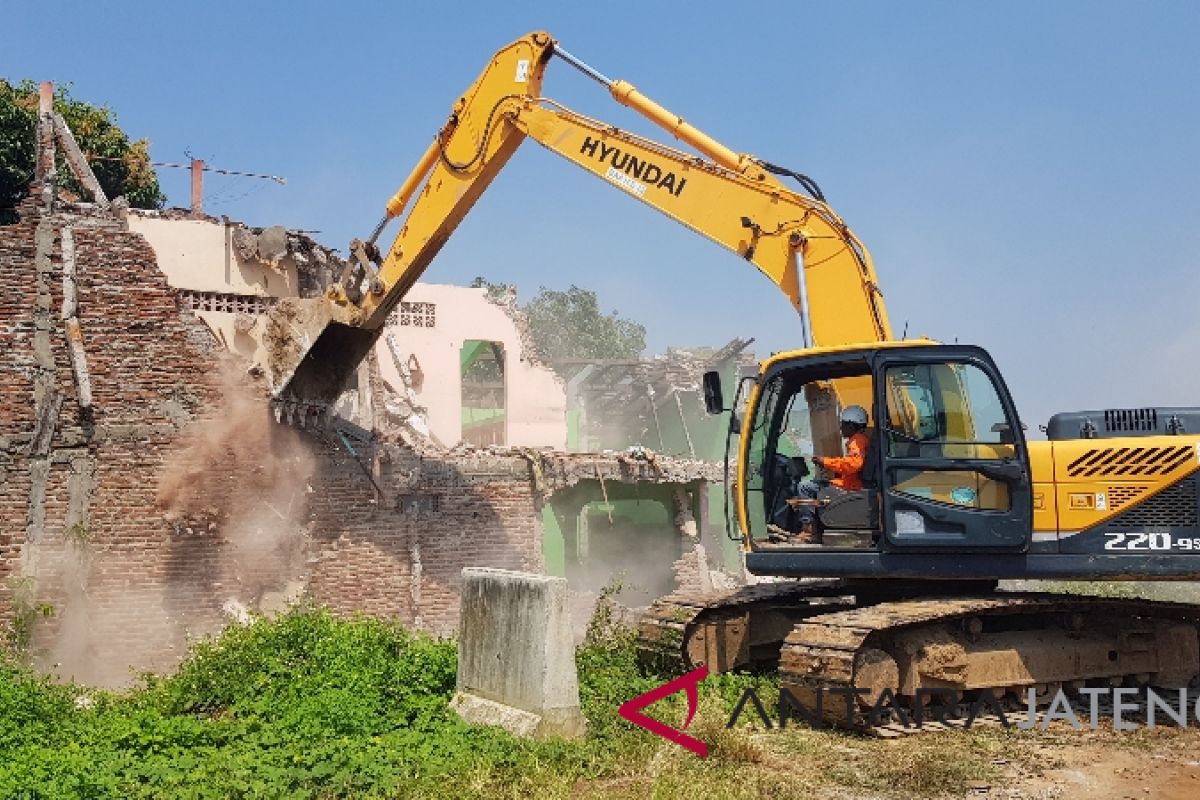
[[6, 1, 1199, 431]]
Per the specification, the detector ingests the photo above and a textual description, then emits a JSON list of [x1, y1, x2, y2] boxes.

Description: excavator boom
[[265, 31, 889, 408]]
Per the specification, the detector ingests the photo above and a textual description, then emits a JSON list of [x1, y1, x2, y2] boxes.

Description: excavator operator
[[816, 405, 871, 490], [774, 405, 870, 544]]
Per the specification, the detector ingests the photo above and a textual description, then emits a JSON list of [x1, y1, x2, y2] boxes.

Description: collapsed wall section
[[304, 444, 723, 634], [0, 198, 729, 686], [0, 201, 551, 684]]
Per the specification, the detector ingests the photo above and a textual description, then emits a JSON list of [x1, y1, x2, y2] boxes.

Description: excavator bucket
[[263, 297, 382, 421]]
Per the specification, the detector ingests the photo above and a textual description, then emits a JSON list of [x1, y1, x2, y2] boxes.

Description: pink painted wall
[[376, 284, 567, 449]]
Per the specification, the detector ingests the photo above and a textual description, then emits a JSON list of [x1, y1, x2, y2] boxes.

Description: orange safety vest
[[824, 431, 869, 491]]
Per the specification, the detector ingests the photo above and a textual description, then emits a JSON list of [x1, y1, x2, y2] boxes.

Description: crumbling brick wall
[[0, 199, 724, 686], [0, 200, 548, 685], [0, 198, 229, 683]]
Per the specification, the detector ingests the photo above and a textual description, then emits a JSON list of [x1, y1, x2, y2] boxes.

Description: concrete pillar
[[450, 568, 586, 739]]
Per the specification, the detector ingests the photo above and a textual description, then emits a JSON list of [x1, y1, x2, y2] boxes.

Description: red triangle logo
[[618, 665, 709, 758]]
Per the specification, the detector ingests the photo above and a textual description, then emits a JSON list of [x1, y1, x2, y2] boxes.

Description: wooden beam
[[60, 227, 93, 410], [51, 113, 109, 207]]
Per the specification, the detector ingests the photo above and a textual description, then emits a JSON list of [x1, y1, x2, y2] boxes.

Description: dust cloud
[[39, 364, 316, 688], [157, 363, 315, 602]]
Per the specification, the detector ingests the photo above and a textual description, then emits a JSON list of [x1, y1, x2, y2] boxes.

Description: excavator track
[[779, 592, 1200, 729], [636, 578, 1002, 675], [637, 580, 855, 674]]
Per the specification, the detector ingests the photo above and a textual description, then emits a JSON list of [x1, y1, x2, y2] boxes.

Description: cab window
[[882, 362, 1017, 510]]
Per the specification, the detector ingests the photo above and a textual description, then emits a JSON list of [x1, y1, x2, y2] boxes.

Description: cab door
[[872, 345, 1032, 551]]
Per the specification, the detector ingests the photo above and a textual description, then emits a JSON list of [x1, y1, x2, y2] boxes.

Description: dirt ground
[[993, 731, 1200, 799], [570, 718, 1200, 799]]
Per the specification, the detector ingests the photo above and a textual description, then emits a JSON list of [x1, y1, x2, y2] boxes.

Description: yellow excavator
[[265, 31, 1200, 721]]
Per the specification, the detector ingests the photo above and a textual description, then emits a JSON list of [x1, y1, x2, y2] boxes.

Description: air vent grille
[[1106, 484, 1152, 511], [1111, 478, 1199, 528], [1104, 408, 1157, 433], [388, 301, 437, 328], [180, 290, 277, 315], [1066, 445, 1195, 478]]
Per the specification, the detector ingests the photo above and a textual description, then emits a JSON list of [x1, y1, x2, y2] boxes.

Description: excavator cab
[[716, 341, 1034, 577], [656, 339, 1200, 694]]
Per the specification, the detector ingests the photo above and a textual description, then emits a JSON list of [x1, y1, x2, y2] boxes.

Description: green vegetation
[[470, 277, 646, 360], [0, 80, 165, 221], [523, 285, 645, 360], [0, 602, 1078, 799], [3, 577, 53, 654]]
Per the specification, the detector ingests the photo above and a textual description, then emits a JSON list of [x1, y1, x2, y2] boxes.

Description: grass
[[1003, 578, 1200, 603], [0, 599, 1181, 799]]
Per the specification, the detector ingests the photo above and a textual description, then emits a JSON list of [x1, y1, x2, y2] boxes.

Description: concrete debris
[[479, 286, 550, 368], [230, 227, 258, 262], [232, 312, 256, 334], [255, 225, 289, 268], [379, 332, 437, 447], [556, 338, 756, 455]]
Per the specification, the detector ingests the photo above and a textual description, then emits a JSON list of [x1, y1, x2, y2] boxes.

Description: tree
[[0, 80, 165, 220], [469, 275, 516, 303], [523, 285, 646, 360]]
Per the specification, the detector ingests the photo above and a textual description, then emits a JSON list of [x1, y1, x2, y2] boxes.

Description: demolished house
[[0, 150, 737, 685]]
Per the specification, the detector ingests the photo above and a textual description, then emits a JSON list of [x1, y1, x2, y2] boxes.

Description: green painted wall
[[566, 409, 583, 451], [541, 505, 565, 576], [558, 359, 750, 577]]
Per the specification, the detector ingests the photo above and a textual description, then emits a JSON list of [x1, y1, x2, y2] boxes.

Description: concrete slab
[[452, 567, 587, 739]]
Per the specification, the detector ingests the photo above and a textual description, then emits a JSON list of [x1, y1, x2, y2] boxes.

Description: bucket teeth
[[270, 399, 330, 429]]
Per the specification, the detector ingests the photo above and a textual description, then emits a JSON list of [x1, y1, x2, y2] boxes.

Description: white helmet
[[840, 405, 869, 426]]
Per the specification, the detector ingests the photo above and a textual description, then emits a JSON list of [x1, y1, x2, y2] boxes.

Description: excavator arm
[[265, 31, 891, 409]]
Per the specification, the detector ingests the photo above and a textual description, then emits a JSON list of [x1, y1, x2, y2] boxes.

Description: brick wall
[[0, 200, 232, 685], [305, 443, 543, 632], [0, 201, 545, 686], [0, 200, 723, 688]]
